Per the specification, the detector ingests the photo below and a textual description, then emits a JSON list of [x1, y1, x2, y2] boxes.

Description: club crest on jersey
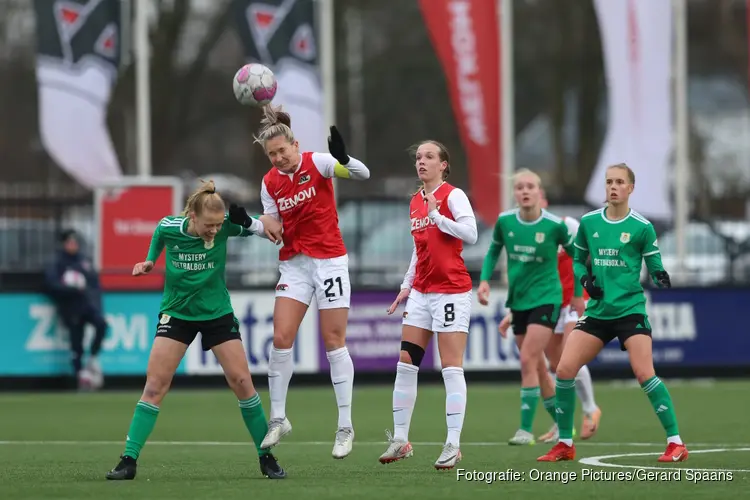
[[620, 232, 631, 243], [298, 173, 311, 185], [535, 232, 545, 243]]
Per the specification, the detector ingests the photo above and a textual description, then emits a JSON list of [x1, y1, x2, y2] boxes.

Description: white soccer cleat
[[538, 423, 559, 443], [260, 417, 292, 449], [434, 443, 462, 470], [332, 427, 354, 459], [378, 430, 414, 464], [508, 429, 535, 445]]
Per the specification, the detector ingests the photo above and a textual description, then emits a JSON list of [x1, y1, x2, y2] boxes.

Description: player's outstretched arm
[[479, 218, 504, 283], [642, 223, 671, 288], [145, 221, 165, 264], [425, 188, 478, 244], [313, 127, 369, 180]]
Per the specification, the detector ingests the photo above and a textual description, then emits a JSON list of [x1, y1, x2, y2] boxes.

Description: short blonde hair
[[607, 163, 635, 184], [511, 168, 542, 188], [254, 104, 295, 148], [181, 179, 225, 216]]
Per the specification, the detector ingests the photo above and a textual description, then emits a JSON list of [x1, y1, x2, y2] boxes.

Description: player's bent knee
[[400, 341, 425, 367], [556, 363, 579, 381], [142, 376, 171, 404]]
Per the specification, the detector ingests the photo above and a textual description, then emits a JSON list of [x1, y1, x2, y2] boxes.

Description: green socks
[[123, 400, 160, 460], [239, 394, 270, 456], [520, 387, 540, 433], [555, 378, 576, 440], [641, 376, 680, 438], [543, 396, 557, 423]]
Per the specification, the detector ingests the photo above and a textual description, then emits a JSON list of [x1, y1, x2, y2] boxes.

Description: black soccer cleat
[[259, 452, 287, 479], [106, 455, 137, 480]]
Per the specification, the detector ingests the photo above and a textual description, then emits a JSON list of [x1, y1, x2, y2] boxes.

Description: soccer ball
[[233, 63, 277, 106]]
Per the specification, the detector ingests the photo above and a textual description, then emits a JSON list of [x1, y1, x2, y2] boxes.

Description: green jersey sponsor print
[[480, 209, 582, 311], [145, 215, 255, 321], [573, 208, 665, 320]]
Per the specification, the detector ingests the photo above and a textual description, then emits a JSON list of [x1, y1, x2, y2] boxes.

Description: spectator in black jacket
[[45, 229, 108, 389]]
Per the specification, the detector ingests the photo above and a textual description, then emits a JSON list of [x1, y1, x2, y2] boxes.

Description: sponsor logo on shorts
[[402, 311, 408, 319], [276, 284, 288, 291], [159, 314, 171, 325]]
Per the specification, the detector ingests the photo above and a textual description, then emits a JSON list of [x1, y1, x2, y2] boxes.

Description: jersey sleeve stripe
[[541, 211, 562, 224], [642, 250, 660, 256], [574, 242, 588, 252], [630, 211, 651, 225], [581, 208, 603, 219]]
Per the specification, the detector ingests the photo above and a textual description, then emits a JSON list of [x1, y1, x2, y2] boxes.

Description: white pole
[[135, 0, 152, 178], [673, 0, 689, 283], [500, 0, 514, 212], [319, 0, 337, 199], [345, 5, 366, 162]]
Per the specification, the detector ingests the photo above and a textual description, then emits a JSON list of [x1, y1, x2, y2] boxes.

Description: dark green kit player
[[538, 163, 688, 463], [106, 180, 287, 480], [477, 169, 582, 445]]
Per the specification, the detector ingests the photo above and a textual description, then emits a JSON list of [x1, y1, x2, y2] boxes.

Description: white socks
[[442, 367, 467, 447], [268, 347, 294, 420], [327, 347, 354, 429], [575, 365, 599, 415], [392, 362, 419, 441]]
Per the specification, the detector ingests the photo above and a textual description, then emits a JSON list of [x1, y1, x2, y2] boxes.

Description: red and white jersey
[[401, 182, 477, 294], [558, 216, 588, 305], [261, 151, 369, 261]]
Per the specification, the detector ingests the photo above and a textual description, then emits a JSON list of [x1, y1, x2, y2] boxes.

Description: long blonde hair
[[254, 104, 295, 148], [181, 179, 225, 216]]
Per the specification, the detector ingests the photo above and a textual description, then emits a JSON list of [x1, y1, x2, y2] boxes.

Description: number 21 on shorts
[[324, 276, 344, 302]]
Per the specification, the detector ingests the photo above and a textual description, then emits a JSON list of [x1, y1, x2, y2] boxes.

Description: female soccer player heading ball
[[477, 169, 583, 446], [106, 181, 287, 480], [380, 140, 478, 470], [231, 105, 370, 459], [537, 163, 687, 463]]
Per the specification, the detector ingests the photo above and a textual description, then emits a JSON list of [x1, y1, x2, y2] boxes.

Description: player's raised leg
[[211, 337, 286, 478], [261, 294, 309, 449], [106, 336, 187, 480], [434, 319, 468, 471], [537, 328, 602, 462], [624, 333, 687, 462]]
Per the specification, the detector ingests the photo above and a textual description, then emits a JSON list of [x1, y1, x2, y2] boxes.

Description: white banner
[[34, 0, 124, 189], [185, 291, 320, 375], [234, 0, 326, 153], [588, 0, 673, 220]]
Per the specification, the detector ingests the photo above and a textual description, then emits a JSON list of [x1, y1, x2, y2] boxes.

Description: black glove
[[327, 126, 349, 165], [580, 274, 604, 300], [653, 270, 671, 289], [228, 203, 252, 228]]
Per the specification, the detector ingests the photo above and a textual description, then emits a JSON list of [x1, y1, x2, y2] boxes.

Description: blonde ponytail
[[254, 104, 295, 147], [181, 179, 225, 216]]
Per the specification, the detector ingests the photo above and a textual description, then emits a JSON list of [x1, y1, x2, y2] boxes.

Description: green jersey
[[145, 215, 257, 321], [480, 208, 582, 311], [573, 207, 664, 320]]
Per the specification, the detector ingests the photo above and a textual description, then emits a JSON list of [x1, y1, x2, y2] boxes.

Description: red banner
[[418, 0, 501, 225], [96, 184, 178, 290]]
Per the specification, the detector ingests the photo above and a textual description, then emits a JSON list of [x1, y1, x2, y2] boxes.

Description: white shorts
[[275, 254, 351, 309], [554, 304, 581, 334], [402, 289, 472, 333]]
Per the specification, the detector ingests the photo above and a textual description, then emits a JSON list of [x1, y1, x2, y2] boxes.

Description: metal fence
[[2, 193, 750, 291]]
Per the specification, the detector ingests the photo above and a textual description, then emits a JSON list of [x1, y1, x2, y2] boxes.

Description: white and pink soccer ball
[[233, 63, 277, 106]]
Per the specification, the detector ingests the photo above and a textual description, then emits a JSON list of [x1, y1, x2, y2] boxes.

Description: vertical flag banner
[[589, 0, 673, 220], [33, 0, 124, 189], [419, 0, 502, 226], [232, 0, 325, 153]]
